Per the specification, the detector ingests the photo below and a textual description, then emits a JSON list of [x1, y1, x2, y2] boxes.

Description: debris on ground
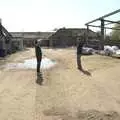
[[82, 47, 95, 55], [104, 45, 120, 56]]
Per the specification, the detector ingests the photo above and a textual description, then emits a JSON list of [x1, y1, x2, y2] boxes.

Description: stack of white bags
[[104, 45, 120, 56]]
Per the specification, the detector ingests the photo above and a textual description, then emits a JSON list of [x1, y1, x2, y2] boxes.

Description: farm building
[[10, 32, 24, 52], [11, 32, 54, 47], [37, 39, 50, 47], [49, 28, 98, 48], [10, 28, 98, 49], [0, 20, 12, 57], [10, 29, 98, 49]]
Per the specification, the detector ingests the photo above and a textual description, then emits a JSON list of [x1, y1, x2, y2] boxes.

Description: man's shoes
[[36, 72, 43, 85], [36, 79, 42, 85]]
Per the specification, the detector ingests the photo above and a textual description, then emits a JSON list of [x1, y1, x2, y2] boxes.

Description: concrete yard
[[0, 48, 120, 120]]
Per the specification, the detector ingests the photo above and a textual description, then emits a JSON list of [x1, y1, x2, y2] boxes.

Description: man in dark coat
[[35, 39, 42, 75], [76, 34, 91, 76], [77, 36, 85, 70]]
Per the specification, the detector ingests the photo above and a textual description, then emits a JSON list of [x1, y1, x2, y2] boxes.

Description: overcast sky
[[0, 0, 120, 32]]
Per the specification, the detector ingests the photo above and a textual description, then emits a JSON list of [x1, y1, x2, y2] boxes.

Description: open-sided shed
[[85, 9, 120, 50], [0, 19, 12, 57]]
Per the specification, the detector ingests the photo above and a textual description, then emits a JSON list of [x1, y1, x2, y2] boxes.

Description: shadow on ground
[[43, 107, 120, 120], [78, 68, 92, 76]]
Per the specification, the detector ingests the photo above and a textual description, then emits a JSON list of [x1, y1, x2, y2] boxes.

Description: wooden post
[[100, 19, 104, 50], [86, 25, 89, 46]]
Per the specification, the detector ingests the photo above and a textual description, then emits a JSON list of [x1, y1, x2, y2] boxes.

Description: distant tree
[[96, 31, 111, 41], [105, 35, 111, 41], [53, 28, 59, 31], [53, 27, 66, 31], [61, 27, 66, 29], [111, 23, 120, 41], [96, 31, 101, 39]]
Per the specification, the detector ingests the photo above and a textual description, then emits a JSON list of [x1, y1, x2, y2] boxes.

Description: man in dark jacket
[[35, 39, 42, 75], [77, 36, 85, 70]]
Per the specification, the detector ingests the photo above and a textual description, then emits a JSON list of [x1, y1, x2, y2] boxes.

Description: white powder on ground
[[4, 57, 56, 70]]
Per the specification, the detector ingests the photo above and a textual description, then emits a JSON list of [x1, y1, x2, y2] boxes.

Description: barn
[[0, 20, 12, 57], [11, 32, 54, 47], [10, 32, 24, 52], [49, 28, 97, 48]]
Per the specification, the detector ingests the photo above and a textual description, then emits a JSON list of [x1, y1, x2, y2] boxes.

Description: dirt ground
[[0, 48, 120, 120]]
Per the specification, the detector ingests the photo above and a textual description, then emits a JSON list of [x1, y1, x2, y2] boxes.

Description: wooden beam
[[85, 9, 120, 25], [86, 25, 89, 45], [100, 19, 104, 50], [1, 25, 12, 38], [104, 20, 120, 26], [88, 24, 120, 30]]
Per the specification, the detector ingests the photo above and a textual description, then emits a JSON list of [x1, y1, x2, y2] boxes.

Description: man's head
[[34, 40, 38, 45], [34, 39, 42, 46], [77, 36, 85, 46]]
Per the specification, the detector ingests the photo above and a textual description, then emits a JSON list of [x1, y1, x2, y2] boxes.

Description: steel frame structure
[[85, 9, 120, 50]]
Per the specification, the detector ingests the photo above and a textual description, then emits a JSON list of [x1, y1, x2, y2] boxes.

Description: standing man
[[77, 36, 85, 70], [35, 39, 42, 76]]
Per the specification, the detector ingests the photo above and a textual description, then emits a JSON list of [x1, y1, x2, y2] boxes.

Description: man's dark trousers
[[35, 45, 42, 73], [37, 56, 42, 73]]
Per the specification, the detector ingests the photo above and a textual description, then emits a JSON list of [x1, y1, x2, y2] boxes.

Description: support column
[[86, 25, 89, 45], [100, 19, 104, 50]]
